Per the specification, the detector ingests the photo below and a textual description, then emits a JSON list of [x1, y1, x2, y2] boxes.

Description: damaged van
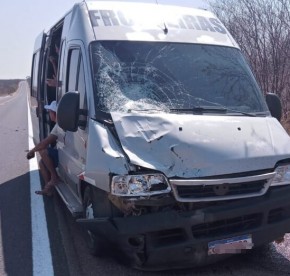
[[29, 0, 290, 270]]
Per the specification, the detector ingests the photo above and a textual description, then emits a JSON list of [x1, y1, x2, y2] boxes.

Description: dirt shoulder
[[0, 79, 24, 96]]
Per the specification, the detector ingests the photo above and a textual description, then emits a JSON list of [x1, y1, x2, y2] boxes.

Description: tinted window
[[77, 56, 87, 109], [31, 52, 40, 98], [67, 49, 80, 92]]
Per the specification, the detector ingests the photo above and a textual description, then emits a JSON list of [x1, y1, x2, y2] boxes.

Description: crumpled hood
[[111, 112, 290, 178]]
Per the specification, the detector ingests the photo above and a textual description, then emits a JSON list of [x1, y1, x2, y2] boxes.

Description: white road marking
[[27, 92, 54, 276]]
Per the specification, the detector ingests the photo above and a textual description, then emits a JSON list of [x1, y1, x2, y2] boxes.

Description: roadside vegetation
[[208, 0, 290, 133], [0, 79, 23, 96]]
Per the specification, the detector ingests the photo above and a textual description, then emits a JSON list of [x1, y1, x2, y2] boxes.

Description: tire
[[82, 185, 121, 256]]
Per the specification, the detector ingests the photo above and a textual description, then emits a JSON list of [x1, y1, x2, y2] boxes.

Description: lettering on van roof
[[89, 10, 226, 34]]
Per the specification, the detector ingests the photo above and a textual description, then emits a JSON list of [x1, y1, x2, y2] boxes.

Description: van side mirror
[[57, 91, 80, 132], [266, 93, 282, 121]]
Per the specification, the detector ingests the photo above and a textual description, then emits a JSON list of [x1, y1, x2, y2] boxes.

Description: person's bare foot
[[35, 183, 55, 196], [48, 177, 61, 186]]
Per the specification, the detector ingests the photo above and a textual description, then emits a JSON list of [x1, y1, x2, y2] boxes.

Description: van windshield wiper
[[225, 108, 257, 117], [127, 108, 164, 113], [170, 106, 257, 117], [170, 106, 227, 114]]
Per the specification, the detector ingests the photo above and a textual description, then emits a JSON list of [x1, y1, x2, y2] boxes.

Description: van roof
[[85, 1, 239, 48]]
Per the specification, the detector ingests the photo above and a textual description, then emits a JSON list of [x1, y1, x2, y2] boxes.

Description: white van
[[30, 0, 290, 270]]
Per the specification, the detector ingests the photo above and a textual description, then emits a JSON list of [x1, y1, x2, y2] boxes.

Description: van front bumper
[[77, 186, 290, 270]]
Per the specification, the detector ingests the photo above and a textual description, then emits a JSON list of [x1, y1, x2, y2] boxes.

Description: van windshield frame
[[90, 41, 269, 115]]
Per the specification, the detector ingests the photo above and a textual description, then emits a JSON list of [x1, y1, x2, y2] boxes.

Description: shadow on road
[[0, 172, 70, 276], [0, 173, 32, 276], [241, 242, 290, 275]]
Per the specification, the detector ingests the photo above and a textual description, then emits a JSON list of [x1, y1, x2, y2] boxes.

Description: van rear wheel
[[83, 185, 121, 256]]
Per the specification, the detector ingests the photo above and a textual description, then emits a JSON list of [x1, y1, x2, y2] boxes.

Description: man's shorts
[[47, 147, 59, 168]]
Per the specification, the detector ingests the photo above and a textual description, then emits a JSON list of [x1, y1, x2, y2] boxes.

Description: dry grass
[[281, 118, 290, 135], [0, 79, 23, 96]]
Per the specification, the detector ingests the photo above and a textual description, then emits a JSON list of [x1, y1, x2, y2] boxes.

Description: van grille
[[267, 206, 290, 224], [192, 213, 262, 239], [144, 204, 290, 248], [170, 172, 275, 202], [149, 228, 186, 246], [177, 180, 265, 199]]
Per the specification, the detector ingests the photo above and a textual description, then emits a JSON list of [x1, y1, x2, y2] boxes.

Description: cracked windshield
[[91, 41, 268, 114]]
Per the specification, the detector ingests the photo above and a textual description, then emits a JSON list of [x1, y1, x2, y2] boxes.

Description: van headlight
[[271, 164, 290, 186], [111, 174, 171, 197]]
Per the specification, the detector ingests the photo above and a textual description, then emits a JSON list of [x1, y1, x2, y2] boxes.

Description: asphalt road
[[1, 82, 290, 276], [0, 82, 69, 276]]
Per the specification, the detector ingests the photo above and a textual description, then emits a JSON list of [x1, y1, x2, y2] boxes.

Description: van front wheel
[[82, 185, 110, 257]]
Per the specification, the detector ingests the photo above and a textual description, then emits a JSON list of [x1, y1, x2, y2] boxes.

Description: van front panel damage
[[111, 113, 290, 178], [77, 185, 290, 270], [83, 119, 129, 192]]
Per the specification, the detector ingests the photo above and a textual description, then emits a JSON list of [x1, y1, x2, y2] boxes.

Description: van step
[[55, 182, 83, 218]]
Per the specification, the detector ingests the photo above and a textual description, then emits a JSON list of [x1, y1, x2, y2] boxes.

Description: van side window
[[77, 56, 87, 111], [66, 47, 88, 128], [31, 51, 40, 98], [67, 49, 80, 92], [57, 40, 65, 101]]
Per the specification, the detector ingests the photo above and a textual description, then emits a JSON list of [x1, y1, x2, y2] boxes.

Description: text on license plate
[[208, 234, 253, 255]]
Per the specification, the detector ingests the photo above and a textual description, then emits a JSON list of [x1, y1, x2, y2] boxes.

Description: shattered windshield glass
[[90, 41, 268, 114]]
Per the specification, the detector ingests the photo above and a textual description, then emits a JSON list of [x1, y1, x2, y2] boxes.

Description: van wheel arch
[[82, 184, 122, 256]]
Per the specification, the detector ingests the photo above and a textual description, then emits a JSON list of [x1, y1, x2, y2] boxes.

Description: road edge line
[[27, 86, 54, 276]]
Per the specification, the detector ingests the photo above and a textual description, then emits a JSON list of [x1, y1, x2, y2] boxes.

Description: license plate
[[208, 234, 253, 255]]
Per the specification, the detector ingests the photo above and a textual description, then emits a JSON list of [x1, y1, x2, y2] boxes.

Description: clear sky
[[0, 0, 207, 79]]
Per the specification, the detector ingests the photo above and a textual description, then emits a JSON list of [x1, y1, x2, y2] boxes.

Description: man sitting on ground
[[26, 101, 64, 196]]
